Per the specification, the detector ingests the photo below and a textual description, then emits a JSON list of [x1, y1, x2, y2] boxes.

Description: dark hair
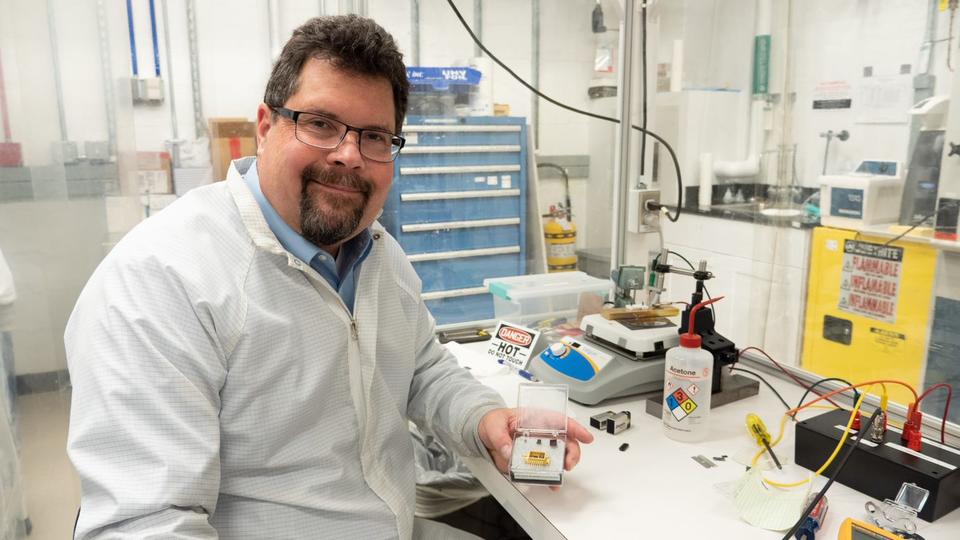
[[264, 15, 409, 132]]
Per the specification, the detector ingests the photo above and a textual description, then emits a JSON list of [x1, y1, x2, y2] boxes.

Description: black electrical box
[[795, 409, 960, 521]]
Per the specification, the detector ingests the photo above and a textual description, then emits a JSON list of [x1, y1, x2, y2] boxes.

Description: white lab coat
[[66, 158, 505, 539], [0, 248, 14, 331]]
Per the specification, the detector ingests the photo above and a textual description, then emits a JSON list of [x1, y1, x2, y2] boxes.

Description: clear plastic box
[[509, 383, 568, 485], [484, 271, 611, 327]]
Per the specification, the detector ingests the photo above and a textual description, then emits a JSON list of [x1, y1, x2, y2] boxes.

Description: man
[[66, 15, 592, 539]]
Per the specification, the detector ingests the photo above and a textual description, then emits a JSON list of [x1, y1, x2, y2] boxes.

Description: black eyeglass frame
[[270, 106, 406, 162]]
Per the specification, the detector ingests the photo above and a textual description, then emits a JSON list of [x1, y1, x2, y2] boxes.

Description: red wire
[[737, 346, 843, 409], [916, 383, 954, 444], [790, 379, 918, 414]]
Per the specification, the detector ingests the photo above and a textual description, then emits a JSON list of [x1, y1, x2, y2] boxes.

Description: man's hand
[[477, 407, 594, 488]]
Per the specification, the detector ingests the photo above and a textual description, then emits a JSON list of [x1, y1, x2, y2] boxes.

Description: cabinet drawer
[[424, 290, 494, 326], [411, 249, 522, 292], [398, 189, 520, 224], [397, 164, 521, 193], [400, 218, 521, 253]]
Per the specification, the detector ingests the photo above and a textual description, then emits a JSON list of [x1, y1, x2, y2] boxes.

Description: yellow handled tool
[[746, 413, 782, 470]]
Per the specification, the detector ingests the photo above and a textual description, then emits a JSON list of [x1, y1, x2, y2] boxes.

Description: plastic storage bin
[[484, 271, 611, 327]]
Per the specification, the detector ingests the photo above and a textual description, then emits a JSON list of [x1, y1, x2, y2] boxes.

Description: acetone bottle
[[662, 297, 723, 442]]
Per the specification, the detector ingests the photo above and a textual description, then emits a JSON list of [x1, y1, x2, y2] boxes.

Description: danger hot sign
[[486, 322, 541, 370]]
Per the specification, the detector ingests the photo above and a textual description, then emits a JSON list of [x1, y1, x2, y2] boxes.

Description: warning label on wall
[[838, 240, 903, 324]]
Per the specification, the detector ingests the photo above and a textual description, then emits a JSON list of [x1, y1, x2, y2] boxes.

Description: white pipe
[[712, 0, 771, 179], [714, 99, 764, 177]]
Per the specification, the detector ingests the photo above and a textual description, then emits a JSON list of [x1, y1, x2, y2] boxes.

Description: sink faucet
[[819, 129, 849, 175]]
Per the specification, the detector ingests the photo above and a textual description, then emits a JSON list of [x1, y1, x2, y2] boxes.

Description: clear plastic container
[[484, 271, 611, 327], [509, 383, 568, 485]]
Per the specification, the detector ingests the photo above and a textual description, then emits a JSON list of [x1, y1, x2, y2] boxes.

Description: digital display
[[855, 160, 897, 176], [851, 523, 889, 540]]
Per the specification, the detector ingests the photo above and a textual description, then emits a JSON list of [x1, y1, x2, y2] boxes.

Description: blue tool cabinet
[[381, 116, 528, 325]]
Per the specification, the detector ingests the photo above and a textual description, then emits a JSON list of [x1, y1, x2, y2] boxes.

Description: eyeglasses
[[270, 106, 405, 163]]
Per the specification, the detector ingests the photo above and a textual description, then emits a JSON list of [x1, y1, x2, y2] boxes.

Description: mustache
[[300, 165, 373, 195]]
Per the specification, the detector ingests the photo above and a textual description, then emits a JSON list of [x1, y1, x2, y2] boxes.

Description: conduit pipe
[[712, 0, 771, 179]]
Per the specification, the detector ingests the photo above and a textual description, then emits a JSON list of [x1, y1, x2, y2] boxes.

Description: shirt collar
[[241, 158, 372, 272]]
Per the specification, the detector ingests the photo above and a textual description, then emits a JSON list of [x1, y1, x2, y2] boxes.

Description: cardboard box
[[209, 118, 256, 181], [136, 151, 172, 194]]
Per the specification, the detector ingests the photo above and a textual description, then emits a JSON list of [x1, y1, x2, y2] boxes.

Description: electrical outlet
[[629, 189, 661, 232]]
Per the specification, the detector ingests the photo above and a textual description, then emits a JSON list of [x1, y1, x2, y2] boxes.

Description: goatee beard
[[299, 164, 373, 247]]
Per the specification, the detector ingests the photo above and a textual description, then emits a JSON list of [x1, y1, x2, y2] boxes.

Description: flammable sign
[[838, 240, 902, 324]]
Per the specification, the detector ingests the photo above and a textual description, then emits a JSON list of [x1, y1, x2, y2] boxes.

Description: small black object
[[536, 439, 542, 445], [606, 411, 632, 434], [713, 455, 727, 462], [437, 328, 491, 344], [550, 439, 557, 447], [590, 411, 615, 430], [795, 408, 959, 522], [619, 443, 629, 452]]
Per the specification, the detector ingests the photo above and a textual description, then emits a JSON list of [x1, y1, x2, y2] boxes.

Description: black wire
[[444, 0, 683, 222], [781, 407, 883, 540], [795, 377, 860, 416], [728, 366, 792, 411], [884, 200, 959, 246], [667, 250, 716, 325]]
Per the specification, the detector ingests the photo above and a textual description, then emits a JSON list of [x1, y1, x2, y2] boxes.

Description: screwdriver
[[746, 413, 782, 470]]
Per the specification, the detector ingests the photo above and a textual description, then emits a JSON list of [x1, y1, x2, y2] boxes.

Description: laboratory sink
[[710, 202, 807, 222]]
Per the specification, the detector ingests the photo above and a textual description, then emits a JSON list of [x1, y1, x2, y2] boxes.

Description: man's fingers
[[567, 418, 594, 444], [491, 452, 509, 474], [563, 440, 581, 471]]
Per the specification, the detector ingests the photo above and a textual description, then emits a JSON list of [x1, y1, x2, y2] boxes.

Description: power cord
[[444, 0, 684, 222], [781, 407, 883, 540], [794, 377, 860, 418], [884, 200, 959, 246], [728, 366, 791, 411]]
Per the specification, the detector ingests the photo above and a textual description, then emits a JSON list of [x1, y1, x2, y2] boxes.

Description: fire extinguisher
[[537, 163, 578, 272], [544, 204, 577, 272]]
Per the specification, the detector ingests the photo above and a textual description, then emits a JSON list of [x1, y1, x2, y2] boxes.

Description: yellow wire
[[757, 386, 873, 488]]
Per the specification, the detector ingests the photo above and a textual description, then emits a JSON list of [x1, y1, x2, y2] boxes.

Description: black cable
[[728, 366, 792, 411], [795, 377, 860, 416], [667, 250, 716, 325], [445, 0, 683, 222], [884, 200, 959, 247], [782, 407, 883, 540]]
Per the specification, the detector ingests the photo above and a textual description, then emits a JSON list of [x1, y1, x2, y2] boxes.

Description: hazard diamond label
[[665, 384, 699, 422]]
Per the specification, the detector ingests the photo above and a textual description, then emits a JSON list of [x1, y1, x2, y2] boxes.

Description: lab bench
[[448, 340, 960, 539]]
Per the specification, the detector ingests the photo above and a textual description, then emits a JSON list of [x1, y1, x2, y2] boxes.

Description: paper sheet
[[733, 468, 811, 531]]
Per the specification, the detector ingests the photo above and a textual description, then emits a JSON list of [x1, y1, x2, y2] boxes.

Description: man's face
[[255, 57, 397, 252]]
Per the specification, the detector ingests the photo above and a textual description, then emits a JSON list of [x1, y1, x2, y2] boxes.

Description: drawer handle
[[401, 218, 520, 232], [408, 245, 520, 262], [421, 287, 489, 301], [401, 189, 520, 202]]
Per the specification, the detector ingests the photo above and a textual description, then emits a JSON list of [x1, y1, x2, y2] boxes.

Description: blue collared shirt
[[243, 160, 371, 313]]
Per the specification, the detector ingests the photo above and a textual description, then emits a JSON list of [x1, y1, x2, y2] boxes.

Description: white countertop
[[446, 341, 960, 539]]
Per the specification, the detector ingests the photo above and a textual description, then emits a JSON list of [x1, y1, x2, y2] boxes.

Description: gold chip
[[524, 450, 550, 466]]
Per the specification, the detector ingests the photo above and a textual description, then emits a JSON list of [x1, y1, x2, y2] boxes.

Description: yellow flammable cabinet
[[801, 227, 937, 405]]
